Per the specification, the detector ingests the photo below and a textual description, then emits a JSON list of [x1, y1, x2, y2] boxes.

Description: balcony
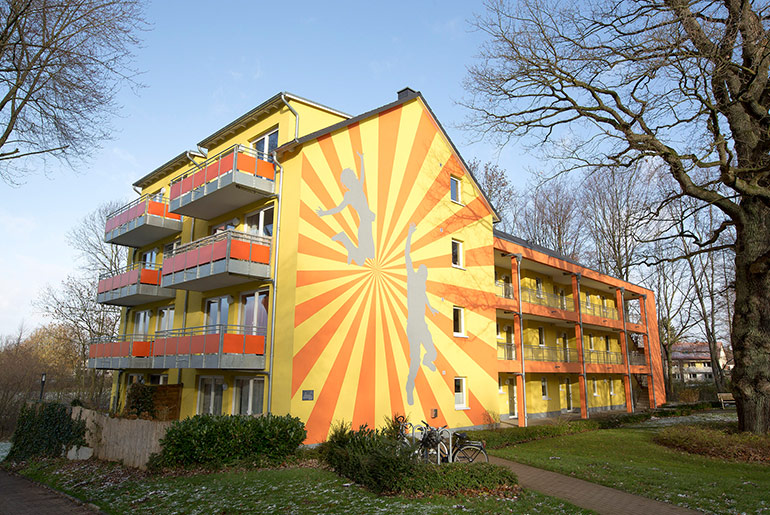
[[104, 195, 182, 247], [497, 341, 516, 360], [585, 349, 624, 365], [97, 263, 175, 306], [87, 325, 266, 370], [495, 281, 515, 300], [522, 288, 573, 312], [161, 230, 271, 291], [169, 145, 275, 220], [624, 308, 642, 325], [523, 344, 580, 362], [629, 352, 647, 366], [582, 301, 619, 320]]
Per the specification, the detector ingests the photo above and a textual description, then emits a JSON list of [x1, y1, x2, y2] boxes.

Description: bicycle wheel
[[453, 444, 489, 463], [421, 441, 448, 464]]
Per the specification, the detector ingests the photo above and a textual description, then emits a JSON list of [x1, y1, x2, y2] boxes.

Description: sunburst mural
[[289, 99, 499, 443]]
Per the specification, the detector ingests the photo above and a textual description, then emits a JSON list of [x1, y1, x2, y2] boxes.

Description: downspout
[[514, 254, 527, 427], [281, 93, 300, 141], [576, 274, 590, 418], [186, 151, 203, 170], [642, 294, 657, 408], [620, 288, 634, 412]]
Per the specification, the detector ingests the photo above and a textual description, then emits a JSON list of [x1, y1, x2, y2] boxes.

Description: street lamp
[[39, 372, 46, 402]]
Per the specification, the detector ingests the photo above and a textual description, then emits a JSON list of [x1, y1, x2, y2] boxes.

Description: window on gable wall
[[453, 306, 465, 336], [454, 377, 467, 408], [451, 239, 463, 268], [450, 176, 461, 203], [254, 129, 279, 162]]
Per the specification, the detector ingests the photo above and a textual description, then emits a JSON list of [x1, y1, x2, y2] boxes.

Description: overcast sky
[[0, 0, 535, 334]]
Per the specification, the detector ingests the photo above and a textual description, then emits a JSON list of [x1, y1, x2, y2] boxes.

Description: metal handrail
[[168, 144, 272, 186], [497, 341, 516, 360], [523, 344, 580, 362], [165, 229, 271, 258], [624, 310, 642, 325], [155, 324, 267, 338], [521, 287, 573, 311], [98, 262, 162, 280], [629, 352, 647, 366], [495, 281, 515, 299], [581, 302, 619, 320], [105, 193, 169, 220], [89, 333, 150, 345], [585, 349, 624, 365]]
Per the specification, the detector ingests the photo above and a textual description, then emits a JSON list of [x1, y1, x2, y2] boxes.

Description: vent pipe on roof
[[397, 87, 416, 100]]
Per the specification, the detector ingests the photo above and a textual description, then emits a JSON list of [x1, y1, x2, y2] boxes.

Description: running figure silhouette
[[316, 152, 375, 266], [405, 223, 439, 406]]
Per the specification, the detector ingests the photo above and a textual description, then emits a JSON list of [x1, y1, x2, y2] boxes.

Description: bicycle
[[449, 431, 488, 463]]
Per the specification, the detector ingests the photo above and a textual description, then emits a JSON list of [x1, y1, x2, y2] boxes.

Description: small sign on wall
[[302, 390, 314, 401]]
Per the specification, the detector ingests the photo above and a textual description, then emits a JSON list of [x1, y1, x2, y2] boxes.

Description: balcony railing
[[581, 302, 619, 320], [495, 281, 515, 300], [104, 194, 182, 247], [97, 263, 175, 306], [523, 344, 580, 362], [87, 325, 267, 370], [629, 352, 647, 366], [585, 349, 624, 365], [624, 309, 642, 325], [497, 341, 516, 360], [521, 288, 574, 312], [169, 145, 275, 219], [161, 230, 271, 291]]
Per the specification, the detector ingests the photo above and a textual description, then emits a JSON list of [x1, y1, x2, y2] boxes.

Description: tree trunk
[[732, 199, 770, 434]]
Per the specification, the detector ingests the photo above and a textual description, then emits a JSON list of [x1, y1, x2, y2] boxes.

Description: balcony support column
[[512, 254, 527, 427], [516, 374, 526, 427], [572, 273, 589, 419], [641, 294, 657, 408], [617, 287, 634, 413]]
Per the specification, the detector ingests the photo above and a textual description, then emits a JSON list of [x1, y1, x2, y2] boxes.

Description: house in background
[[669, 341, 732, 383], [89, 88, 666, 443]]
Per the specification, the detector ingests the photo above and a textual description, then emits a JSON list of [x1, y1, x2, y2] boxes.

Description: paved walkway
[[0, 469, 100, 514], [490, 456, 700, 515]]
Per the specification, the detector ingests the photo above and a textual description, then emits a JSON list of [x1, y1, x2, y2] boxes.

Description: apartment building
[[89, 89, 665, 443], [669, 341, 731, 383]]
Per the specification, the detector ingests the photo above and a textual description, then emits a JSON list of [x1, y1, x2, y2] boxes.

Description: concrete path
[[0, 469, 99, 514], [490, 456, 700, 515]]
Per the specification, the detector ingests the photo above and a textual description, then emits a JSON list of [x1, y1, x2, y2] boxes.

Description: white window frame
[[197, 375, 226, 415], [141, 249, 157, 268], [454, 377, 467, 409], [157, 305, 175, 333], [450, 176, 462, 204], [149, 374, 168, 385], [205, 296, 230, 328], [609, 378, 615, 396], [451, 239, 464, 268], [245, 205, 274, 238], [592, 378, 598, 396], [127, 373, 144, 385], [134, 309, 151, 336], [240, 289, 270, 336], [232, 376, 265, 416], [538, 327, 546, 347], [541, 377, 548, 399], [588, 333, 594, 351], [253, 128, 279, 161], [496, 322, 502, 340], [604, 335, 611, 352], [536, 277, 544, 297], [453, 306, 465, 337]]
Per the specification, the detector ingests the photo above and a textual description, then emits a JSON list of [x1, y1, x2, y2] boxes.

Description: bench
[[717, 392, 736, 409]]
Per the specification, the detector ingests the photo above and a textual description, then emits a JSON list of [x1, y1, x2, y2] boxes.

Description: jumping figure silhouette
[[316, 152, 375, 266], [404, 223, 439, 405]]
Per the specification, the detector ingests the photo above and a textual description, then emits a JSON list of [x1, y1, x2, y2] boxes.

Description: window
[[541, 377, 548, 399], [559, 288, 566, 309], [134, 310, 151, 336], [587, 333, 594, 351], [253, 129, 279, 161], [604, 335, 611, 352], [141, 249, 157, 267], [592, 378, 598, 396], [453, 306, 465, 336], [157, 306, 174, 333], [496, 323, 502, 339], [198, 377, 225, 415], [585, 293, 592, 309], [241, 290, 269, 335], [206, 297, 230, 328], [450, 176, 461, 203], [149, 374, 168, 385], [454, 377, 467, 408], [246, 206, 274, 238], [538, 327, 545, 347], [451, 239, 463, 268], [128, 373, 144, 385], [234, 377, 265, 416], [164, 238, 181, 256], [536, 278, 543, 297], [211, 221, 236, 235], [609, 379, 615, 396]]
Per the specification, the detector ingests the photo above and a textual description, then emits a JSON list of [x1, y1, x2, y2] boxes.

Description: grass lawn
[[12, 459, 594, 514], [492, 428, 770, 514]]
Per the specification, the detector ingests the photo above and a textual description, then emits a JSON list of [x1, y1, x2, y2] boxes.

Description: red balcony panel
[[256, 159, 274, 180], [204, 333, 219, 354], [211, 240, 227, 262], [238, 152, 256, 174], [170, 181, 182, 199], [132, 341, 152, 357], [189, 334, 205, 354], [222, 334, 265, 354], [139, 268, 161, 285], [219, 152, 234, 173], [105, 196, 183, 248], [199, 242, 215, 265]]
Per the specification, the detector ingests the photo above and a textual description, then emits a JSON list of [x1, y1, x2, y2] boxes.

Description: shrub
[[124, 383, 156, 419], [654, 425, 770, 463], [400, 462, 518, 497], [147, 413, 306, 470], [5, 402, 86, 462], [466, 419, 600, 449]]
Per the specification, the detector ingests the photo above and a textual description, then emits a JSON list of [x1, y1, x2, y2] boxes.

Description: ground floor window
[[127, 373, 144, 385], [149, 374, 168, 385], [234, 377, 265, 416], [454, 377, 467, 409], [198, 376, 225, 415], [541, 377, 548, 398]]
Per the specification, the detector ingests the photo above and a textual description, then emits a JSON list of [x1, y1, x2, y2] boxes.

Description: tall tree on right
[[464, 0, 770, 432]]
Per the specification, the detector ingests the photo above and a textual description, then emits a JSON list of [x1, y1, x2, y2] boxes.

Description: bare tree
[[467, 158, 518, 232], [464, 0, 770, 433], [514, 173, 585, 261], [0, 325, 44, 436], [0, 0, 145, 185]]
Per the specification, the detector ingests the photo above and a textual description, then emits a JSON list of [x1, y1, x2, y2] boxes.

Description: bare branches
[[0, 0, 146, 184]]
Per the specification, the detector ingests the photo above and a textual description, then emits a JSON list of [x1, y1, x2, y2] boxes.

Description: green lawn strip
[[15, 459, 594, 514], [491, 429, 770, 514]]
